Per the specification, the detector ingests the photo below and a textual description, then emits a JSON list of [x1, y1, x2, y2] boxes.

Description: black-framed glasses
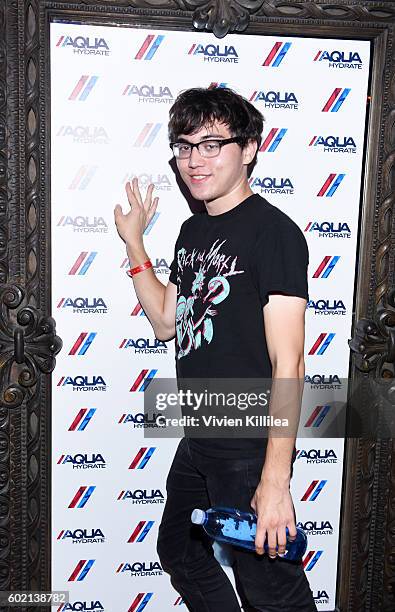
[[169, 137, 242, 159]]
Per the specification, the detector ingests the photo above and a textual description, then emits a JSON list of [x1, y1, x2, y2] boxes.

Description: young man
[[114, 87, 317, 611]]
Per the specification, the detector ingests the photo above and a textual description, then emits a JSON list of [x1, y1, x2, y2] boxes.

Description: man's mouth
[[190, 175, 210, 183]]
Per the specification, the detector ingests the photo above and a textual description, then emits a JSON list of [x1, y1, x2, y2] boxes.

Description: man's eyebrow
[[175, 134, 226, 143]]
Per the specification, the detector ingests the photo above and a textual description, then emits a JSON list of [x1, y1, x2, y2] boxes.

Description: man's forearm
[[261, 362, 304, 484], [126, 243, 173, 340], [261, 438, 295, 484]]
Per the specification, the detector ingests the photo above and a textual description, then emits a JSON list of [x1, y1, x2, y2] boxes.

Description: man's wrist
[[260, 466, 291, 487], [126, 243, 149, 267]]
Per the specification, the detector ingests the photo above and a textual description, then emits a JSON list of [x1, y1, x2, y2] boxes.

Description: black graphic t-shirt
[[169, 194, 309, 458]]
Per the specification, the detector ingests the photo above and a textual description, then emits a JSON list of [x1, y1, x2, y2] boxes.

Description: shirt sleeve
[[251, 219, 309, 307]]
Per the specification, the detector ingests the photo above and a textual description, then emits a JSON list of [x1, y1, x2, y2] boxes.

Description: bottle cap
[[191, 509, 206, 525]]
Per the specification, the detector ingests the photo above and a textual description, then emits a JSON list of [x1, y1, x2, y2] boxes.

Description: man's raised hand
[[114, 178, 159, 247]]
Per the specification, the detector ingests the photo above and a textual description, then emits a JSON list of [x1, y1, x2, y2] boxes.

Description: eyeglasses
[[170, 137, 242, 159]]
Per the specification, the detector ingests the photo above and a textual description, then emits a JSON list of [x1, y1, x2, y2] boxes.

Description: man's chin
[[188, 187, 210, 202]]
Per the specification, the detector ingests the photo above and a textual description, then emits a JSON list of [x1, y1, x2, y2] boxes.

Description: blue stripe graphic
[[136, 520, 155, 542], [317, 333, 335, 355], [321, 256, 340, 278], [272, 42, 291, 67], [78, 485, 96, 508], [138, 446, 155, 469], [79, 76, 98, 101], [140, 369, 157, 392], [314, 405, 331, 427], [144, 212, 160, 235], [268, 128, 287, 152], [144, 123, 162, 147], [79, 252, 97, 275], [306, 550, 323, 570], [145, 35, 164, 60], [326, 173, 345, 197], [78, 408, 96, 430], [77, 559, 95, 581], [79, 166, 97, 190], [78, 332, 97, 355], [136, 593, 154, 612], [309, 480, 327, 501], [331, 88, 351, 112]]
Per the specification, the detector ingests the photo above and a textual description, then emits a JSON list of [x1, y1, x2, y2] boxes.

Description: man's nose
[[188, 146, 205, 167]]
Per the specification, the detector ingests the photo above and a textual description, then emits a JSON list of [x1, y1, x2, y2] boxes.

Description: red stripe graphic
[[69, 486, 86, 508], [135, 35, 155, 60], [69, 165, 87, 190], [128, 593, 145, 612], [313, 255, 331, 278], [188, 44, 196, 55], [69, 332, 87, 355], [263, 42, 282, 66], [69, 75, 89, 101], [260, 128, 278, 152], [117, 490, 124, 500], [317, 173, 336, 197], [119, 339, 127, 348], [308, 136, 316, 146], [302, 551, 315, 569], [69, 559, 86, 582], [301, 480, 319, 501], [56, 36, 64, 47], [313, 50, 321, 61], [129, 447, 147, 469], [134, 124, 153, 147], [128, 521, 146, 543], [308, 333, 326, 355], [57, 376, 65, 386], [118, 414, 126, 423], [57, 454, 64, 464], [130, 370, 148, 392], [322, 87, 341, 112], [131, 303, 142, 316], [304, 222, 312, 232], [57, 530, 64, 539], [305, 406, 321, 427], [69, 408, 86, 431], [122, 85, 130, 96], [69, 252, 87, 275], [249, 91, 257, 101], [116, 563, 123, 573]]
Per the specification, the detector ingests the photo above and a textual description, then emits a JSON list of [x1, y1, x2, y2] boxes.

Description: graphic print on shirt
[[175, 239, 244, 359]]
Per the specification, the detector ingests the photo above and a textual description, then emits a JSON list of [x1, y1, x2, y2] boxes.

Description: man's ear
[[242, 139, 258, 166]]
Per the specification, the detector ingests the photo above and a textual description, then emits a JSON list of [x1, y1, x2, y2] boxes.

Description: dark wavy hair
[[168, 87, 264, 174]]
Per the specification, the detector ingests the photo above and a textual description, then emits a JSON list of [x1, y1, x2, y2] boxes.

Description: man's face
[[174, 121, 254, 203]]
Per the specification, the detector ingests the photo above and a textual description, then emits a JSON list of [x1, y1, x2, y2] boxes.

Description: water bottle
[[191, 506, 307, 561]]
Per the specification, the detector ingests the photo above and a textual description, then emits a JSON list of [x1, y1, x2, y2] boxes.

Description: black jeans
[[157, 438, 317, 612]]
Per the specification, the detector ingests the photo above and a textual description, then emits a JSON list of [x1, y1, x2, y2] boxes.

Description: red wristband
[[126, 260, 153, 277]]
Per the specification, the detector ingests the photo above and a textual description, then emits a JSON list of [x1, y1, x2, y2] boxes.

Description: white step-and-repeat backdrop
[[50, 23, 370, 612]]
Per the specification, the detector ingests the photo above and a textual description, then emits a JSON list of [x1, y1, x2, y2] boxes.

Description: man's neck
[[205, 182, 253, 216]]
